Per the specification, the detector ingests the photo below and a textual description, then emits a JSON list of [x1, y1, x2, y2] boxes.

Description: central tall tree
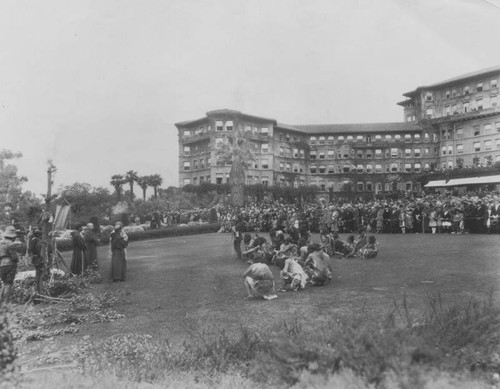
[[110, 174, 125, 200], [216, 127, 255, 207], [137, 175, 151, 201], [124, 170, 139, 201]]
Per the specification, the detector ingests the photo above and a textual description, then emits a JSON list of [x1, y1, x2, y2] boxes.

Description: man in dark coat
[[84, 223, 99, 269], [70, 227, 87, 275], [29, 228, 43, 293]]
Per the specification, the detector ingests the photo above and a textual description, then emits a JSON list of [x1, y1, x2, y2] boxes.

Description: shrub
[[53, 223, 220, 252], [0, 308, 16, 374]]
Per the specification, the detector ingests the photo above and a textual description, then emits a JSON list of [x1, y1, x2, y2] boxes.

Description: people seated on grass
[[278, 255, 308, 292], [331, 233, 347, 257], [303, 243, 332, 286], [320, 229, 334, 257], [342, 235, 355, 258], [360, 235, 380, 259], [273, 237, 298, 269], [242, 262, 278, 300], [243, 234, 274, 264]]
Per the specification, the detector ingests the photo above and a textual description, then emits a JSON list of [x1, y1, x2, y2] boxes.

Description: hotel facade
[[176, 67, 500, 194]]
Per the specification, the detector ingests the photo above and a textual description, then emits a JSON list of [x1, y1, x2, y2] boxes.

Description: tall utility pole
[[41, 161, 57, 275]]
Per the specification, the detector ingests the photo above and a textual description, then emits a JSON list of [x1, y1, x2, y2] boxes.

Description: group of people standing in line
[[232, 212, 380, 301], [71, 222, 128, 282], [217, 192, 500, 236]]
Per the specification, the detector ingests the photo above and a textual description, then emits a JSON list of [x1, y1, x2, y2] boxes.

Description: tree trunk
[[230, 156, 245, 207], [142, 187, 146, 201], [154, 186, 158, 199]]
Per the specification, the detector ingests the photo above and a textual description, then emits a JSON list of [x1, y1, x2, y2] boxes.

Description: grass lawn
[[63, 232, 500, 343]]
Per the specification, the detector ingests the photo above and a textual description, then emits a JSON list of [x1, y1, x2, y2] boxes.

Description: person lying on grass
[[242, 262, 278, 300], [360, 235, 380, 259], [303, 243, 333, 286], [278, 255, 308, 292]]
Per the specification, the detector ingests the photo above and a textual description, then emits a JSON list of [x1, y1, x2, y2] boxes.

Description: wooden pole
[[41, 162, 57, 278]]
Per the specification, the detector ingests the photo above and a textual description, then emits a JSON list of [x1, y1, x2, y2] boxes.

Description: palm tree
[[124, 170, 139, 201], [137, 175, 151, 201], [216, 127, 255, 207], [110, 174, 125, 200], [148, 174, 163, 199]]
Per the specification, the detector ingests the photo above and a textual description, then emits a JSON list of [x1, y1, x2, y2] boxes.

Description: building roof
[[175, 109, 277, 128], [402, 65, 500, 97], [283, 122, 420, 134]]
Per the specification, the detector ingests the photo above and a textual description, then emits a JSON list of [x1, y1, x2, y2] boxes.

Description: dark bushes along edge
[[54, 222, 221, 252]]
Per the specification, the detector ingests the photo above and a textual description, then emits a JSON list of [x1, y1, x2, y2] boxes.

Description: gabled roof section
[[286, 122, 420, 134], [175, 109, 277, 128], [175, 116, 208, 127], [402, 65, 500, 97]]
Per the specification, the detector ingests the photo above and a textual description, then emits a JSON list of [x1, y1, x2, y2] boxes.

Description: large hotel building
[[176, 67, 500, 194]]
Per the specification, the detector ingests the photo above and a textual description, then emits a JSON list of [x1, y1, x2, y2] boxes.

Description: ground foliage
[[0, 268, 127, 386], [11, 294, 498, 388]]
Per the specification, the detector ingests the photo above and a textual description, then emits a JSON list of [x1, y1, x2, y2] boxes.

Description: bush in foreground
[[12, 295, 499, 388]]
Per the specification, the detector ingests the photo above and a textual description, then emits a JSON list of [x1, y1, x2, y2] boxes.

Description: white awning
[[447, 175, 500, 186], [447, 178, 477, 186], [424, 180, 448, 188], [477, 175, 500, 184]]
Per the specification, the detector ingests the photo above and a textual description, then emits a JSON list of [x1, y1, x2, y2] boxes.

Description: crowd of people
[[227, 190, 500, 300], [69, 222, 128, 282], [216, 191, 500, 235], [232, 210, 381, 300]]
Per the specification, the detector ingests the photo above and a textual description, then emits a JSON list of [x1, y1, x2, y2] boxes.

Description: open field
[[59, 232, 500, 342], [11, 232, 500, 388]]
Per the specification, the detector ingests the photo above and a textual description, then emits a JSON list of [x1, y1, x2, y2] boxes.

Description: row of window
[[308, 162, 428, 174], [441, 122, 500, 140], [309, 147, 433, 160], [441, 139, 500, 155], [183, 159, 272, 170], [440, 155, 500, 170], [183, 175, 271, 186], [423, 79, 498, 103], [182, 122, 270, 137], [308, 133, 433, 144], [183, 176, 416, 193], [427, 94, 499, 117]]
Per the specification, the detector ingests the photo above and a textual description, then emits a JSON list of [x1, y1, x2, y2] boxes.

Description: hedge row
[[54, 223, 221, 252]]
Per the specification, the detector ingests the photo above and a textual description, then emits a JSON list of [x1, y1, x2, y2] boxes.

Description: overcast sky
[[2, 0, 500, 197]]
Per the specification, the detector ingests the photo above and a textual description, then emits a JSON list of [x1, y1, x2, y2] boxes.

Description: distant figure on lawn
[[242, 263, 278, 300], [303, 243, 332, 286], [361, 235, 380, 259], [84, 222, 99, 269], [109, 222, 128, 282], [70, 227, 87, 276], [232, 214, 244, 261]]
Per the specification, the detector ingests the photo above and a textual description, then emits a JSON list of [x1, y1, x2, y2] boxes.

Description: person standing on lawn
[[84, 222, 99, 269], [109, 222, 128, 282], [231, 214, 244, 261], [70, 226, 87, 275], [0, 226, 19, 305], [28, 228, 44, 293]]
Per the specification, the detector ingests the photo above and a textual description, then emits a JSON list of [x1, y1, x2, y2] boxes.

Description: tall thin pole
[[41, 161, 57, 278]]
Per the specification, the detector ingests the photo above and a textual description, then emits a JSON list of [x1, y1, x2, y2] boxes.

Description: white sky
[[2, 0, 500, 196]]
